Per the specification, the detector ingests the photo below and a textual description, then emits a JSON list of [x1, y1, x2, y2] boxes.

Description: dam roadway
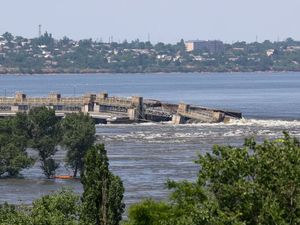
[[0, 92, 242, 124]]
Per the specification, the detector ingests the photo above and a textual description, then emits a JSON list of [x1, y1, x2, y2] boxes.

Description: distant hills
[[0, 32, 300, 74]]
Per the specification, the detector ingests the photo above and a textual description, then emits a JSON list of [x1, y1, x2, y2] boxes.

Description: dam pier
[[0, 92, 242, 124]]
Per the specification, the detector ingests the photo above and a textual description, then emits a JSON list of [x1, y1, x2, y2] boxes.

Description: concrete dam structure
[[0, 92, 242, 124]]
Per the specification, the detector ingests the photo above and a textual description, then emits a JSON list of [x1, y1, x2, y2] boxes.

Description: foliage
[[2, 32, 300, 73], [126, 133, 300, 225], [0, 190, 80, 225], [31, 189, 81, 225], [108, 175, 125, 225], [0, 203, 32, 225], [0, 143, 34, 177], [0, 109, 96, 179], [61, 113, 95, 177], [81, 144, 125, 225], [0, 114, 34, 177], [0, 108, 97, 179], [0, 143, 124, 225], [126, 199, 173, 225], [2, 32, 14, 42], [196, 132, 300, 224], [28, 107, 60, 178]]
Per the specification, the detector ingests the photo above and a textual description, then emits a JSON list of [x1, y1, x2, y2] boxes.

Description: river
[[0, 72, 300, 208]]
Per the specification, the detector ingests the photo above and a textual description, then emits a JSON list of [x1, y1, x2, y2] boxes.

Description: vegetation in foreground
[[0, 144, 125, 225], [126, 132, 300, 225], [1, 108, 300, 224]]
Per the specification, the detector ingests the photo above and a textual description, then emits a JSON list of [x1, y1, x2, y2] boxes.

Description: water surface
[[0, 72, 299, 208], [1, 72, 300, 119]]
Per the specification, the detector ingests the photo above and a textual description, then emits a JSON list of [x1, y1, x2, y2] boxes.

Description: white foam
[[96, 118, 300, 129], [223, 129, 245, 137], [170, 118, 300, 128], [97, 118, 300, 143], [226, 118, 300, 127], [138, 122, 159, 126]]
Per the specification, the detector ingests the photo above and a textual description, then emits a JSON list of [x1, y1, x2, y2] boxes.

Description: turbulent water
[[1, 119, 300, 206], [0, 72, 300, 208]]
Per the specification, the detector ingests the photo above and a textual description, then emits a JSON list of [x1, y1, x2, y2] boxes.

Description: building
[[185, 40, 224, 54], [266, 49, 275, 57]]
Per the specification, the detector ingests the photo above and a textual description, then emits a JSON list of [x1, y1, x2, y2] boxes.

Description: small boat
[[53, 175, 74, 179]]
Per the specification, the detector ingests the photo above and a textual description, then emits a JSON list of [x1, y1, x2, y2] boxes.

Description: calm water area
[[0, 72, 300, 209]]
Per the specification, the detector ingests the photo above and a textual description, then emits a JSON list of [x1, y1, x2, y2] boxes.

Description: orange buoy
[[53, 175, 74, 179]]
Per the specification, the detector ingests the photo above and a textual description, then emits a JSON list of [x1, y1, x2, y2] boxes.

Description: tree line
[[0, 107, 95, 178], [1, 32, 300, 74]]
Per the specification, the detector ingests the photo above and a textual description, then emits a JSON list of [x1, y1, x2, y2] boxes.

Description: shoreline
[[1, 70, 300, 76]]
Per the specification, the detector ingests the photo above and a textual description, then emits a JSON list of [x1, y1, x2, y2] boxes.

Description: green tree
[[0, 143, 34, 177], [80, 144, 125, 225], [196, 132, 300, 224], [31, 189, 81, 225], [28, 107, 60, 178], [127, 133, 300, 225], [126, 199, 173, 225], [0, 114, 34, 177], [2, 32, 14, 42], [61, 113, 95, 177], [0, 203, 32, 225], [0, 190, 80, 225]]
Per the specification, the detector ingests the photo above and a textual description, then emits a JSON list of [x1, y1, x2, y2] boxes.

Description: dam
[[0, 92, 242, 124]]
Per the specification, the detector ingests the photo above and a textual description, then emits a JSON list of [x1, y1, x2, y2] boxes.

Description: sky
[[1, 0, 299, 43]]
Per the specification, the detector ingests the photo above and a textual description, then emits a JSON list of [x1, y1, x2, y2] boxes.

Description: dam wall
[[0, 92, 242, 124]]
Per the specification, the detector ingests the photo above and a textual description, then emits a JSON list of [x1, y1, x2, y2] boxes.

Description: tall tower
[[38, 24, 42, 37]]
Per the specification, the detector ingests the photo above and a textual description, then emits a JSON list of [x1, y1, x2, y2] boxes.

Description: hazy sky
[[1, 0, 299, 43]]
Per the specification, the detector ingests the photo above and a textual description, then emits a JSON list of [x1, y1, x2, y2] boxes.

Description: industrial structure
[[0, 92, 242, 124], [185, 40, 225, 54]]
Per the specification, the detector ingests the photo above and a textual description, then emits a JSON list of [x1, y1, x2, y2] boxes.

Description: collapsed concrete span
[[0, 92, 242, 124]]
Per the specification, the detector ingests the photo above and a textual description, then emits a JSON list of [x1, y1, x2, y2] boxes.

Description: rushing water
[[0, 72, 300, 207]]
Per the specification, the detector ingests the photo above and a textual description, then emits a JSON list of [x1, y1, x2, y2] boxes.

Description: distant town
[[0, 32, 300, 74]]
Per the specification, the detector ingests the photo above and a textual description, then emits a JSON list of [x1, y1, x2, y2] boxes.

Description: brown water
[[1, 119, 300, 208]]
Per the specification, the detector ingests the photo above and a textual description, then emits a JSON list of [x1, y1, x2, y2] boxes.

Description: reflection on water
[[1, 119, 300, 208]]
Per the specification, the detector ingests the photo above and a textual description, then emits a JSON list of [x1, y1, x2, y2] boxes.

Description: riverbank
[[1, 67, 300, 75], [2, 32, 300, 76]]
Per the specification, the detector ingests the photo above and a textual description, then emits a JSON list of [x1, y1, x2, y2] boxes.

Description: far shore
[[1, 69, 300, 76]]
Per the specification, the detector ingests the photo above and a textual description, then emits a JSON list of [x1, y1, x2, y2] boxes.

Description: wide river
[[0, 72, 300, 209]]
